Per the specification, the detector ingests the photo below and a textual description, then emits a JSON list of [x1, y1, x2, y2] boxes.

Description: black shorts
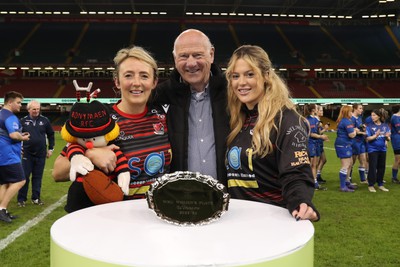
[[394, 149, 400, 155], [64, 181, 94, 213], [0, 163, 25, 184]]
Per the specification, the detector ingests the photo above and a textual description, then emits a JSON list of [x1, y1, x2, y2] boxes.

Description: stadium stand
[[367, 80, 400, 98], [0, 78, 61, 98], [71, 22, 132, 64], [2, 22, 399, 68], [327, 25, 399, 66], [135, 23, 181, 65], [287, 80, 319, 98], [0, 77, 117, 99], [279, 25, 354, 66], [234, 24, 299, 67], [0, 21, 399, 103], [312, 79, 378, 98], [0, 23, 34, 64], [11, 23, 82, 64]]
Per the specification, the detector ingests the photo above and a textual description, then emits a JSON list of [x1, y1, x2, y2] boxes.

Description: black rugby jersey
[[226, 108, 315, 213]]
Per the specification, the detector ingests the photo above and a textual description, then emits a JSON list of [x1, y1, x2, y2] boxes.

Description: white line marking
[[0, 194, 67, 252]]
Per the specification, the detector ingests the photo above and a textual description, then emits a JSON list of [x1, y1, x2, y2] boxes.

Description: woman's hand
[[292, 203, 319, 222]]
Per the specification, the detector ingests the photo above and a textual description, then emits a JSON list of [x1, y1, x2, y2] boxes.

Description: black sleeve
[[275, 109, 320, 220], [45, 117, 55, 150]]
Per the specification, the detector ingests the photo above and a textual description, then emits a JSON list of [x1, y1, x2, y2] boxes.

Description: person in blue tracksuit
[[17, 100, 55, 207]]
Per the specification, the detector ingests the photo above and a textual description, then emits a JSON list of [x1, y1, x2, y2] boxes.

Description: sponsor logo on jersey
[[227, 146, 241, 170]]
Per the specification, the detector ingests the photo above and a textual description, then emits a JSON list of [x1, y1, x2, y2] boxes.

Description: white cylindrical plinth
[[51, 199, 314, 267]]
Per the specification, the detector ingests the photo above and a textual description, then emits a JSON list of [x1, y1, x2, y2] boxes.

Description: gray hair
[[27, 100, 40, 110]]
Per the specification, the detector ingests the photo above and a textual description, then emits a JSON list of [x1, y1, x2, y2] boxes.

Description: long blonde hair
[[225, 45, 298, 157]]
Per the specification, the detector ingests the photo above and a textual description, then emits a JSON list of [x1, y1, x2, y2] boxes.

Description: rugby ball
[[82, 169, 124, 205]]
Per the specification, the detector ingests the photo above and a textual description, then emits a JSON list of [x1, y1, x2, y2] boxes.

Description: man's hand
[[22, 132, 30, 141], [47, 149, 53, 158], [85, 145, 119, 174], [70, 154, 94, 181]]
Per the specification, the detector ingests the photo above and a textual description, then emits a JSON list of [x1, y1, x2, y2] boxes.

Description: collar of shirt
[[190, 85, 210, 101], [28, 115, 39, 121], [178, 71, 213, 94]]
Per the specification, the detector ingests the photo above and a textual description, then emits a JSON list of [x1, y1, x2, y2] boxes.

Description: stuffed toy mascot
[[61, 80, 130, 212]]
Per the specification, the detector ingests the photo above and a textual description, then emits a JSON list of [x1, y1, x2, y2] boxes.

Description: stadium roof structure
[[0, 0, 399, 21]]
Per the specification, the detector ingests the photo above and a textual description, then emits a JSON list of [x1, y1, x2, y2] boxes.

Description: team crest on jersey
[[286, 125, 307, 149], [153, 122, 165, 135], [294, 131, 307, 143], [249, 129, 254, 135]]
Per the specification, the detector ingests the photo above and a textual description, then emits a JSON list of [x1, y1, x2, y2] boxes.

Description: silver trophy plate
[[146, 171, 230, 226]]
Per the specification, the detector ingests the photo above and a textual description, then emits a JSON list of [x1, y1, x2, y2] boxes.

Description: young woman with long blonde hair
[[225, 45, 319, 221]]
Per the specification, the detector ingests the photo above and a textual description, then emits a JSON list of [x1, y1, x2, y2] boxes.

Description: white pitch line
[[0, 194, 67, 252]]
